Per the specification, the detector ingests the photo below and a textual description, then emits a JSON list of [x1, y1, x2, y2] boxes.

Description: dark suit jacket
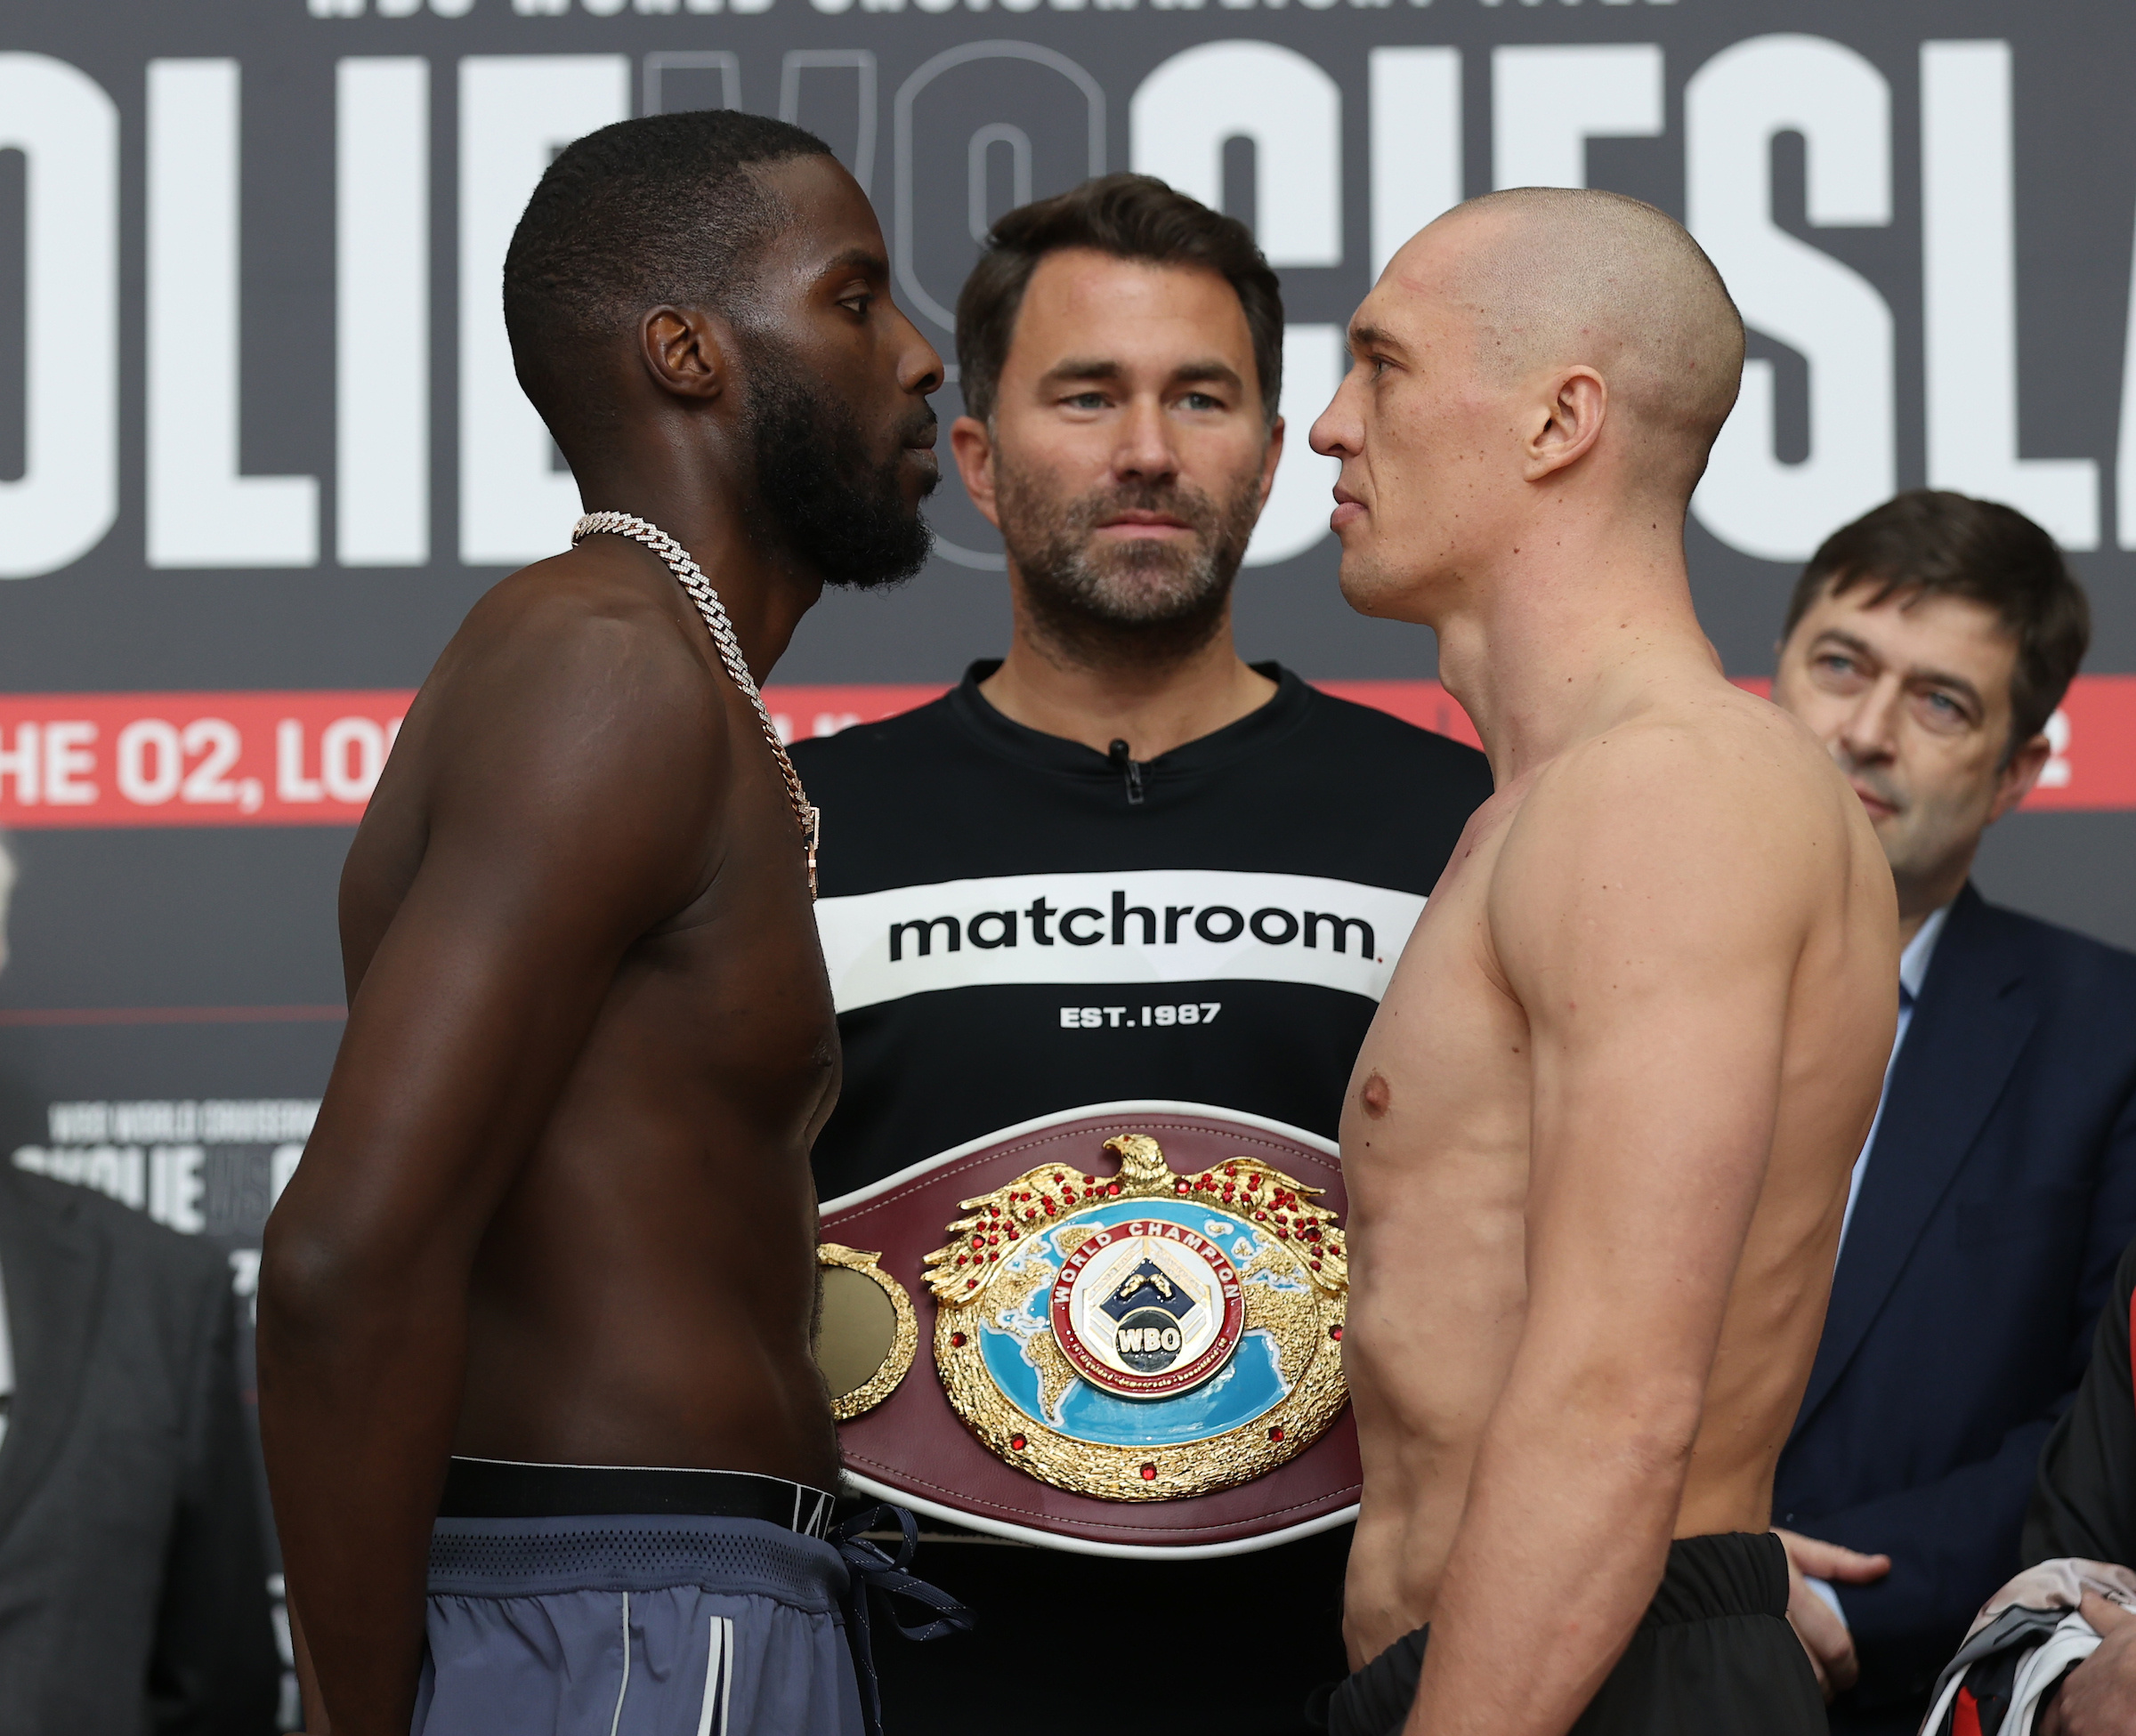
[[0, 1166, 280, 1734], [1773, 884, 2136, 1731]]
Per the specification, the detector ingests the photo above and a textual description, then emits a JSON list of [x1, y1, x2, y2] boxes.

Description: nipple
[[1359, 1072, 1391, 1118]]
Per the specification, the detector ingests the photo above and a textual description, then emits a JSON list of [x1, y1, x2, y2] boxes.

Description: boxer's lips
[[1331, 485, 1367, 531]]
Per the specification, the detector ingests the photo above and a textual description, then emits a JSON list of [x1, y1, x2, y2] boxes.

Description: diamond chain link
[[571, 511, 820, 898]]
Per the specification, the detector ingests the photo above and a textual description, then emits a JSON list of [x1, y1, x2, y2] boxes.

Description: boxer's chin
[[1337, 552, 1396, 618]]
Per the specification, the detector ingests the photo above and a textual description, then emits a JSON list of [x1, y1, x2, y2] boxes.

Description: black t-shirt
[[799, 662, 1492, 1199], [791, 663, 1492, 1736]]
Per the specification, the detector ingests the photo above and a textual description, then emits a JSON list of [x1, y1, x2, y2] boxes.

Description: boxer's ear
[[639, 306, 731, 403], [1524, 365, 1606, 481]]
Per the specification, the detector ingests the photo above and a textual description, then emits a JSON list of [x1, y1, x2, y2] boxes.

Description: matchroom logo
[[813, 869, 1426, 1012]]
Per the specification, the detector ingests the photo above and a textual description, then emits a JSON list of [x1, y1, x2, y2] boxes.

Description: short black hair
[[1785, 489, 2092, 749], [503, 109, 834, 432], [955, 174, 1284, 429]]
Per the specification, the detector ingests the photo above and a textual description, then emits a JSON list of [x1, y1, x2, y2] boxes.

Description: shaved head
[[1311, 187, 1748, 626], [1420, 188, 1744, 503]]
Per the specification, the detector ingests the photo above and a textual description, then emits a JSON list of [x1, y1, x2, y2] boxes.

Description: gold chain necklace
[[572, 512, 819, 899]]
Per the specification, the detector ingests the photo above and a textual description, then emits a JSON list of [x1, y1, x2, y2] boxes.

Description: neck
[[573, 458, 822, 686], [1429, 497, 1711, 785], [980, 581, 1276, 761]]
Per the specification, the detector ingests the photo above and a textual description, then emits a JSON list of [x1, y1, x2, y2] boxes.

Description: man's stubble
[[991, 450, 1265, 667]]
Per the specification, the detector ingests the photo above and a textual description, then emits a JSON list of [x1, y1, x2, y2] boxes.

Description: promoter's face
[[1772, 582, 2047, 908], [1309, 223, 1524, 624], [951, 249, 1279, 642]]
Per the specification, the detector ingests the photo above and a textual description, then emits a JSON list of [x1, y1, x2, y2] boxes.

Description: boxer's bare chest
[[1343, 786, 1533, 1271], [1339, 787, 1535, 1607], [364, 728, 839, 1472], [353, 709, 837, 1177]]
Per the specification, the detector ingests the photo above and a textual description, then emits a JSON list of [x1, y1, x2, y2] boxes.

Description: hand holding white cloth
[[1920, 1560, 2136, 1735]]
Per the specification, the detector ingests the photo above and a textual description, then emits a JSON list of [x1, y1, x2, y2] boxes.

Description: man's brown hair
[[1784, 489, 2092, 749], [954, 173, 1284, 429]]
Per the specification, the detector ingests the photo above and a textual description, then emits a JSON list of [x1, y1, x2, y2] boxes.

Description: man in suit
[[1766, 489, 2136, 1734], [0, 836, 281, 1733], [0, 1168, 285, 1734]]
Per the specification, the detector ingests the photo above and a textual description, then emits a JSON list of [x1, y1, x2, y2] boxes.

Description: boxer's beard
[[993, 456, 1263, 666], [736, 331, 937, 590]]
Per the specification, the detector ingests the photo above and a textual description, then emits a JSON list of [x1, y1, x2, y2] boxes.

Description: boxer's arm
[[1403, 732, 1831, 1736], [257, 588, 728, 1736]]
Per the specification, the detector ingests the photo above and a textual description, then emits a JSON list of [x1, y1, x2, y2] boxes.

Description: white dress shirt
[[1837, 902, 1954, 1253]]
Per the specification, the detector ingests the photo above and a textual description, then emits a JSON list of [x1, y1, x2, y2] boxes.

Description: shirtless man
[[1307, 187, 1899, 1736], [257, 111, 943, 1736]]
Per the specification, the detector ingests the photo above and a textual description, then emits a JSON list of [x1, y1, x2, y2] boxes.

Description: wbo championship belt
[[813, 1102, 1357, 1555]]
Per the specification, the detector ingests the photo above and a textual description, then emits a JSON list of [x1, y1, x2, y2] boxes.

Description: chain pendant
[[571, 512, 820, 900]]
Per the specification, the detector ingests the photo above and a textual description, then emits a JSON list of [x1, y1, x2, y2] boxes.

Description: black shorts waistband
[[1639, 1530, 1789, 1627], [438, 1457, 837, 1539], [1320, 1533, 1793, 1736]]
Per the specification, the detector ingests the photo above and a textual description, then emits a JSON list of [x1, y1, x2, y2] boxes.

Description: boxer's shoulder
[[446, 545, 735, 721], [1484, 686, 1865, 978], [394, 547, 739, 825]]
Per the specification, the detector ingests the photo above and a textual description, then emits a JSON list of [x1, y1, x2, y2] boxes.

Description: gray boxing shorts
[[412, 1459, 863, 1736]]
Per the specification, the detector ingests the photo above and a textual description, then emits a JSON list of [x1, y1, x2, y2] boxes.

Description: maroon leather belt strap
[[820, 1100, 1361, 1557]]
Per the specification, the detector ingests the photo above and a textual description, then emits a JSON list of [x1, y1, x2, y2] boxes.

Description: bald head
[[1399, 188, 1744, 504]]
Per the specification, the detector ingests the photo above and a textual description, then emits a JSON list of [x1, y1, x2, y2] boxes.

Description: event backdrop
[[1, 3, 2132, 1692]]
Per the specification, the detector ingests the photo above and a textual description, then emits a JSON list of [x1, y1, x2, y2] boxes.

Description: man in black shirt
[[792, 175, 1491, 1735]]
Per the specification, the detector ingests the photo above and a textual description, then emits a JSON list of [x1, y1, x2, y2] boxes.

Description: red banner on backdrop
[[0, 679, 2130, 828], [0, 692, 408, 828]]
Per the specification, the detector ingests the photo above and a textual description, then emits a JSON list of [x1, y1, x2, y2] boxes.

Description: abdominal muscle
[[1341, 1143, 1529, 1666], [455, 1182, 833, 1478], [450, 1126, 840, 1488]]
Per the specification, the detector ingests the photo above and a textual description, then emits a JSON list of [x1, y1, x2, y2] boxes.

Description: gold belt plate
[[926, 1134, 1349, 1501]]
